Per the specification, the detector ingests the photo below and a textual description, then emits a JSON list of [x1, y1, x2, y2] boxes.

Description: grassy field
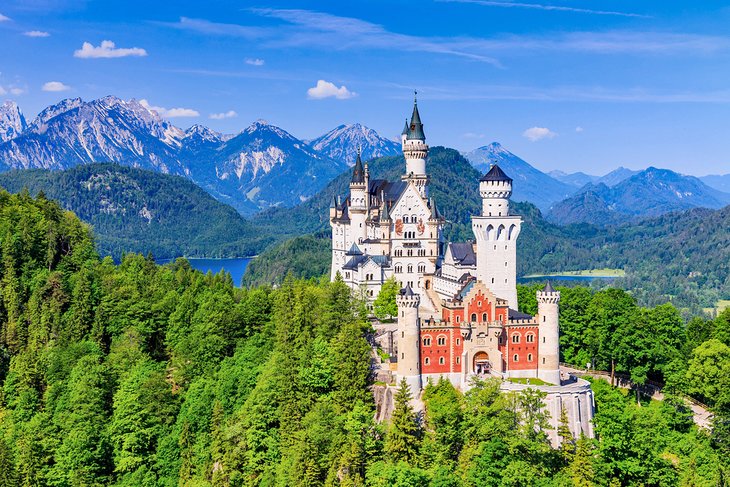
[[523, 268, 626, 278], [718, 300, 730, 312]]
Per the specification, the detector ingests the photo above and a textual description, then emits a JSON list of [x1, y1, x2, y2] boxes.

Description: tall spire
[[407, 90, 425, 140], [351, 149, 365, 184], [401, 118, 409, 136]]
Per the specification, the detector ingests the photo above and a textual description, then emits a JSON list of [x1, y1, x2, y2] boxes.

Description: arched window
[[403, 216, 409, 223], [482, 312, 488, 321], [527, 353, 533, 362], [423, 337, 432, 346], [439, 357, 445, 365], [418, 264, 425, 273], [407, 265, 413, 273], [526, 333, 535, 343], [456, 316, 460, 323], [437, 336, 447, 346], [395, 265, 402, 273], [511, 333, 520, 344], [471, 313, 477, 322], [513, 354, 519, 362], [424, 357, 430, 365], [456, 338, 460, 345]]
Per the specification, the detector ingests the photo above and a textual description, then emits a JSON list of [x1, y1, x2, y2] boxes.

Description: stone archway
[[473, 351, 491, 375]]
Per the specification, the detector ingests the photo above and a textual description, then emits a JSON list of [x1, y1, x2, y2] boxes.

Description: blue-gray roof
[[480, 164, 512, 183], [449, 242, 476, 266]]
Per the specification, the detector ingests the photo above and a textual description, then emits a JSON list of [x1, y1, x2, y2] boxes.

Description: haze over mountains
[[1, 95, 729, 225]]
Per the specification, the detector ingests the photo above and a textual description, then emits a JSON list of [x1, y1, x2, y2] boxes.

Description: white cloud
[[523, 126, 557, 141], [575, 126, 584, 132], [10, 87, 26, 95], [462, 132, 485, 139], [443, 0, 649, 19], [139, 99, 199, 118], [245, 58, 265, 66], [74, 40, 147, 59], [24, 30, 50, 37], [0, 13, 10, 22], [42, 81, 71, 92], [210, 110, 237, 119], [307, 80, 356, 100]]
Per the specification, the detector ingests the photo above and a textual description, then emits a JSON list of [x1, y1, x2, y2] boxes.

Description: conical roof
[[480, 164, 512, 182], [401, 118, 409, 136], [543, 281, 555, 293], [330, 195, 337, 209], [400, 283, 415, 296], [380, 193, 391, 221], [406, 94, 425, 141], [351, 152, 365, 183]]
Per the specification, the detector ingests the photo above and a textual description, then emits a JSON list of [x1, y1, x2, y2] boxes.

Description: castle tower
[[471, 164, 522, 308], [349, 150, 368, 245], [402, 93, 429, 197], [396, 284, 422, 392], [537, 282, 561, 385]]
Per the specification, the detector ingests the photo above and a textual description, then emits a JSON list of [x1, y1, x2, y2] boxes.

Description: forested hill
[[244, 147, 730, 310], [0, 163, 274, 259], [1, 190, 729, 485]]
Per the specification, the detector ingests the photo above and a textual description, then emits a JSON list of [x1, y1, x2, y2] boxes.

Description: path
[[560, 364, 713, 429]]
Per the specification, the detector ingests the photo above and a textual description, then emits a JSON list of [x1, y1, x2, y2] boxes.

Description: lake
[[157, 257, 252, 286]]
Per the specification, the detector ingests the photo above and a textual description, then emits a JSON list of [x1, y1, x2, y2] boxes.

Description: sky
[[1, 0, 730, 176]]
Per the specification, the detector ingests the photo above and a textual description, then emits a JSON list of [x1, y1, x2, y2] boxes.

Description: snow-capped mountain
[[189, 120, 348, 213], [546, 167, 730, 225], [0, 101, 27, 143], [308, 123, 400, 165], [0, 97, 350, 215], [463, 142, 574, 211], [0, 96, 186, 174]]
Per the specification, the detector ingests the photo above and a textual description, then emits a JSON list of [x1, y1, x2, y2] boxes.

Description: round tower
[[537, 282, 561, 385], [471, 164, 522, 308], [396, 284, 422, 392], [402, 93, 429, 197]]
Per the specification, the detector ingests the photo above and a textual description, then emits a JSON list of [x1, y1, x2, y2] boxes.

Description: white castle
[[330, 98, 595, 444]]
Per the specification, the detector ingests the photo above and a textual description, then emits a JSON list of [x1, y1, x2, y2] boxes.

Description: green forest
[[1, 190, 730, 486], [0, 164, 274, 260]]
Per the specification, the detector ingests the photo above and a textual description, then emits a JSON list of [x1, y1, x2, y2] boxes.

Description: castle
[[330, 98, 595, 443]]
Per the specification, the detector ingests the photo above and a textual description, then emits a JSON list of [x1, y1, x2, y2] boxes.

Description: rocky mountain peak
[[0, 100, 27, 143]]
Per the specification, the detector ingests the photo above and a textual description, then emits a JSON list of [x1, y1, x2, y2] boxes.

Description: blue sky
[[1, 0, 730, 176]]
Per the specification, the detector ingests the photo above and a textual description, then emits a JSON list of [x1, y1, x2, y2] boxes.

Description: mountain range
[[546, 167, 730, 225], [1, 95, 729, 224]]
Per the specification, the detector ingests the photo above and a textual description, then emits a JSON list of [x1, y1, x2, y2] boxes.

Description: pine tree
[[385, 379, 421, 463], [569, 433, 596, 486], [558, 406, 576, 462]]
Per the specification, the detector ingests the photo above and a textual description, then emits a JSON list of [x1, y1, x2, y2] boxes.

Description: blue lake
[[157, 257, 252, 286]]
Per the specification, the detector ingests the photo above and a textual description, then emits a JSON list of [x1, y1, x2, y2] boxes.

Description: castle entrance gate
[[473, 351, 491, 375]]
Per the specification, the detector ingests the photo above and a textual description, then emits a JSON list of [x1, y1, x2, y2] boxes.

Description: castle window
[[482, 313, 487, 322], [456, 357, 460, 364], [543, 357, 546, 364], [395, 265, 402, 273], [471, 313, 477, 322], [345, 272, 350, 279], [437, 336, 446, 346], [491, 278, 495, 284], [513, 354, 519, 362], [543, 337, 546, 343], [543, 316, 546, 322], [403, 216, 409, 223], [423, 337, 432, 346], [527, 353, 533, 362], [418, 265, 425, 273], [407, 265, 413, 273], [439, 357, 445, 365], [456, 316, 460, 323], [456, 338, 460, 345], [424, 357, 430, 365], [526, 333, 535, 343], [511, 333, 520, 344]]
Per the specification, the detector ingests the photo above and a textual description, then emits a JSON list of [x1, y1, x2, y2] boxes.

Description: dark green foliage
[[1, 190, 729, 486], [0, 163, 274, 260], [242, 233, 331, 287]]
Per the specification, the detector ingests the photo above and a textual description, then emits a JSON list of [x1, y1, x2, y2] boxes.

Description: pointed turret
[[351, 151, 365, 184], [480, 164, 513, 183], [381, 194, 391, 221], [543, 281, 556, 293], [330, 195, 337, 209], [401, 118, 409, 136], [429, 198, 439, 220], [407, 93, 425, 141]]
